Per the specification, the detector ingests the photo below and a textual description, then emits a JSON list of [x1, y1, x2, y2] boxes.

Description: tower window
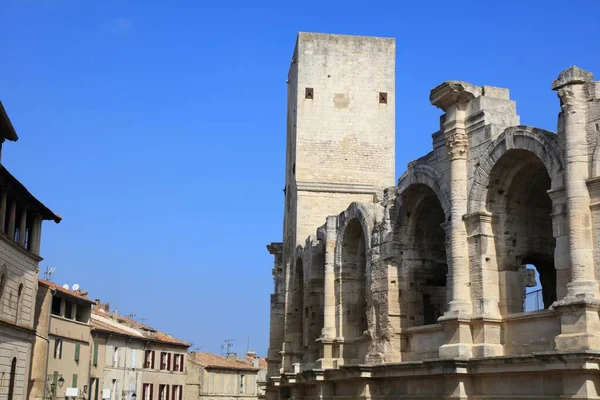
[[305, 88, 314, 99], [379, 92, 388, 104]]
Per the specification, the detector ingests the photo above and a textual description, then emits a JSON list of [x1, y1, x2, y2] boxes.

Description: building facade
[[267, 32, 600, 399], [29, 281, 94, 400], [90, 304, 189, 400], [0, 101, 61, 400], [185, 353, 262, 400]]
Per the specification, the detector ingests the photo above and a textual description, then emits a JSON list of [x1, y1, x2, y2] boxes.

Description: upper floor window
[[0, 274, 6, 301], [53, 338, 63, 359], [113, 347, 120, 367], [160, 352, 170, 370], [16, 283, 23, 322], [144, 350, 155, 369]]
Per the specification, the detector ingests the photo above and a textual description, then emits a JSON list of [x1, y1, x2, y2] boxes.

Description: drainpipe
[[42, 289, 57, 400]]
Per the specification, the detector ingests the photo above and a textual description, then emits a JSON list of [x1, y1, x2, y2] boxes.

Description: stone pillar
[[552, 66, 598, 299], [18, 206, 27, 246], [552, 66, 600, 352], [29, 213, 40, 254], [0, 190, 7, 233], [317, 216, 337, 369], [7, 198, 16, 241], [430, 82, 478, 359]]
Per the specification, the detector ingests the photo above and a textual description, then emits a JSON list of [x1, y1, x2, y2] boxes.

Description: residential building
[[29, 280, 93, 400], [0, 101, 61, 400], [185, 353, 262, 400], [90, 303, 189, 400]]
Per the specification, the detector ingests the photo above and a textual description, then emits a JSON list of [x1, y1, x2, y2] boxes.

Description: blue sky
[[2, 0, 599, 356]]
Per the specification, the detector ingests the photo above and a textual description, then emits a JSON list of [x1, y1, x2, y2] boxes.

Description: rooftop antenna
[[221, 339, 234, 357], [246, 336, 250, 354], [140, 317, 147, 325], [43, 266, 56, 281]]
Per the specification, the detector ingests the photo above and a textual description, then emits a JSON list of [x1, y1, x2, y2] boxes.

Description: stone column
[[0, 191, 7, 233], [29, 213, 40, 254], [430, 81, 480, 358], [552, 66, 600, 352], [18, 206, 27, 247], [7, 198, 16, 241], [317, 216, 337, 369], [553, 66, 598, 299]]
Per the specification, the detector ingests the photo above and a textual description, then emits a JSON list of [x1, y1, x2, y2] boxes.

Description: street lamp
[[132, 393, 137, 400], [58, 377, 65, 388]]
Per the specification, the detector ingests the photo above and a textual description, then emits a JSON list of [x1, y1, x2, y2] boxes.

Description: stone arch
[[397, 164, 451, 222], [469, 125, 564, 213]]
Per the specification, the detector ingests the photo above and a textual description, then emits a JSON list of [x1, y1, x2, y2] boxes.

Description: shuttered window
[[74, 342, 80, 362], [72, 374, 78, 388], [93, 343, 99, 366], [131, 349, 136, 369]]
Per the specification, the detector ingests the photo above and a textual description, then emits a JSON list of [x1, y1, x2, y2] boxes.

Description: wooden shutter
[[52, 371, 58, 399], [178, 386, 182, 400], [171, 386, 175, 400], [74, 342, 80, 362], [93, 343, 98, 366], [150, 384, 153, 400], [180, 355, 184, 372], [72, 374, 78, 388], [151, 351, 155, 369], [53, 340, 58, 358], [167, 353, 171, 371]]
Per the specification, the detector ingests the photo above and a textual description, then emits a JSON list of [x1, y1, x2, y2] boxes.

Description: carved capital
[[446, 131, 468, 159]]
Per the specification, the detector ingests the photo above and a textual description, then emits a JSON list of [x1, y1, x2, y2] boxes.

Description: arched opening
[[304, 248, 325, 365], [398, 184, 448, 326], [340, 219, 367, 339], [292, 258, 304, 362], [8, 357, 16, 400], [0, 274, 6, 300], [487, 149, 556, 314]]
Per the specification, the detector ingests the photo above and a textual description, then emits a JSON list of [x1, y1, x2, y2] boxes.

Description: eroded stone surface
[[266, 33, 600, 400]]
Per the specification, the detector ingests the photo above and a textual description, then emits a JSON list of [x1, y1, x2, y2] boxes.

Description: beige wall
[[186, 361, 260, 400], [0, 233, 44, 400]]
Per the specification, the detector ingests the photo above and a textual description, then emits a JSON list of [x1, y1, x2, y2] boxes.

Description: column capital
[[445, 131, 468, 160], [552, 66, 593, 91]]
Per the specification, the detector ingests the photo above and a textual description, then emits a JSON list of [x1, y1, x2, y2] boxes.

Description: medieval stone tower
[[282, 32, 396, 251]]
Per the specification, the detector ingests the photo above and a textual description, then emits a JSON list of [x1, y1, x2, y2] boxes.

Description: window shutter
[[131, 349, 136, 368], [150, 384, 153, 400], [72, 374, 78, 388], [178, 386, 182, 400], [52, 371, 58, 398], [180, 356, 184, 372], [167, 353, 171, 371], [151, 351, 155, 369], [59, 340, 63, 359], [93, 343, 98, 366], [74, 342, 80, 362], [54, 340, 58, 358], [171, 386, 175, 400]]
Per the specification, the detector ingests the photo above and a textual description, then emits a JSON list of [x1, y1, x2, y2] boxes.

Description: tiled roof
[[240, 356, 268, 369], [91, 309, 190, 347], [38, 279, 94, 304], [188, 352, 259, 371]]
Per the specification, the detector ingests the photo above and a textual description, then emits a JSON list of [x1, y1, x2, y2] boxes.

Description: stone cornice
[[296, 180, 376, 195], [430, 81, 482, 111]]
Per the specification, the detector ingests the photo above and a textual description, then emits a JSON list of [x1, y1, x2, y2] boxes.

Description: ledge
[[296, 180, 376, 195]]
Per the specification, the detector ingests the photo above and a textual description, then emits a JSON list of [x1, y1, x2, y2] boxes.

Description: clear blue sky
[[2, 0, 599, 356]]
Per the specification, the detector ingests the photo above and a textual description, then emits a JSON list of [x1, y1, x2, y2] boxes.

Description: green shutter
[[74, 342, 81, 362], [72, 374, 78, 388], [52, 372, 58, 400], [93, 343, 98, 366]]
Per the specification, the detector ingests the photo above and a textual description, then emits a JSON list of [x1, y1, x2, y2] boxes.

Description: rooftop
[[188, 352, 260, 371], [38, 279, 95, 304]]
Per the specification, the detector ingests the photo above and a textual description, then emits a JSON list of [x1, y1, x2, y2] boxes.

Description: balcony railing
[[524, 289, 544, 312]]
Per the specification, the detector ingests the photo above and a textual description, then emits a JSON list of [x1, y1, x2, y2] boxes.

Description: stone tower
[[283, 32, 396, 251]]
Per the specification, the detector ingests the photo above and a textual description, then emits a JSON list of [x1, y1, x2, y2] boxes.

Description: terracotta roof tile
[[38, 279, 94, 303], [91, 309, 190, 347], [188, 352, 259, 371]]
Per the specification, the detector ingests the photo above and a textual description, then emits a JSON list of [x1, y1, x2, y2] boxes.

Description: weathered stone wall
[[267, 32, 600, 400]]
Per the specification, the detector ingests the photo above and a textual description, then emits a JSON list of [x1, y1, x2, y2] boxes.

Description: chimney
[[246, 350, 256, 359], [226, 353, 237, 361], [95, 300, 110, 312]]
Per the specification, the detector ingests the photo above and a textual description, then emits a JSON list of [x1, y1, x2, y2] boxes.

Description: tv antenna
[[43, 266, 56, 281], [72, 283, 80, 291], [221, 339, 234, 357]]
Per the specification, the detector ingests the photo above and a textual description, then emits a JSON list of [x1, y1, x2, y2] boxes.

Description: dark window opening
[[305, 88, 313, 99], [51, 297, 62, 315], [379, 92, 388, 104]]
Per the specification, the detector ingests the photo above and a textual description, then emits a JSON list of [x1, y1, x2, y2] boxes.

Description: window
[[160, 352, 167, 370], [54, 339, 63, 359], [113, 347, 120, 367], [0, 274, 6, 300], [112, 380, 120, 400], [74, 342, 81, 362], [16, 284, 23, 322], [51, 296, 62, 315], [65, 301, 73, 319], [239, 375, 244, 394], [143, 384, 153, 400], [159, 385, 169, 400], [144, 350, 154, 369], [131, 349, 137, 369], [93, 343, 99, 366], [171, 386, 182, 400], [129, 381, 135, 400], [173, 354, 180, 372], [7, 357, 16, 400]]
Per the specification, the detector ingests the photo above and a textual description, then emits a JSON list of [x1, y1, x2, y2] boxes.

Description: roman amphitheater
[[266, 32, 600, 399]]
